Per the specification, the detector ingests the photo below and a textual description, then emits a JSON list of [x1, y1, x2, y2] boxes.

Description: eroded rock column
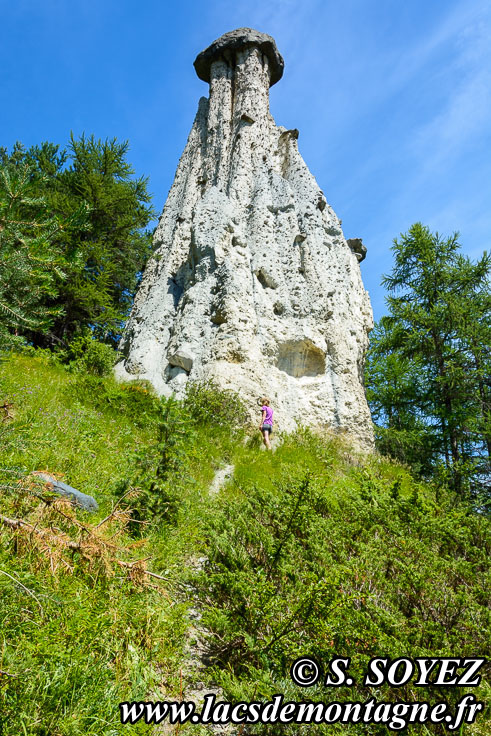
[[116, 28, 374, 450]]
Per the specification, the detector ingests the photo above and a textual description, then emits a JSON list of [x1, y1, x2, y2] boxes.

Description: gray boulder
[[33, 472, 99, 512]]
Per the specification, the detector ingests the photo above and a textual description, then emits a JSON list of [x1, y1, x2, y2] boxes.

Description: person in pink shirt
[[259, 397, 273, 450]]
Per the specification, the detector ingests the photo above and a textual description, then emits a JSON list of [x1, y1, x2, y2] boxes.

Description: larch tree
[[366, 223, 490, 500]]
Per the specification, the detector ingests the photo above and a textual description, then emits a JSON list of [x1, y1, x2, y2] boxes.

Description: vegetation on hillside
[[194, 447, 490, 733], [0, 354, 489, 734], [0, 354, 244, 734], [0, 136, 489, 732]]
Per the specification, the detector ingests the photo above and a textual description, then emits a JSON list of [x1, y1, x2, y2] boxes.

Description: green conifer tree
[[366, 223, 490, 498], [2, 135, 155, 347], [0, 163, 67, 348]]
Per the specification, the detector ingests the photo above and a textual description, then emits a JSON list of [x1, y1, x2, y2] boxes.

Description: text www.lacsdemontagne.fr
[[120, 693, 484, 731]]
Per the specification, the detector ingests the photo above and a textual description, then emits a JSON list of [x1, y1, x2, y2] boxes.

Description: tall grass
[[0, 354, 245, 734]]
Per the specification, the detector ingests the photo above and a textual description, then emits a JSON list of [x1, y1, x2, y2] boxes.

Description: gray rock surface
[[116, 29, 374, 450], [209, 464, 234, 496], [33, 472, 99, 512]]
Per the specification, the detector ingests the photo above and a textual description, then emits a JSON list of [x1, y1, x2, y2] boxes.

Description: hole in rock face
[[167, 276, 183, 308], [256, 268, 277, 289], [257, 270, 269, 289], [277, 340, 325, 378]]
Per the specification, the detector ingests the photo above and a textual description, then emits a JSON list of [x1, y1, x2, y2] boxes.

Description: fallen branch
[[95, 488, 135, 528], [0, 513, 81, 550], [0, 512, 171, 592]]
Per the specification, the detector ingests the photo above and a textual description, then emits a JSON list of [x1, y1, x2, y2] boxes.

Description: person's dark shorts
[[261, 423, 273, 434]]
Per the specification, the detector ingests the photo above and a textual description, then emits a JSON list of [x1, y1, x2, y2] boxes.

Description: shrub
[[127, 395, 195, 531], [69, 374, 160, 428], [184, 379, 247, 430], [68, 335, 117, 376], [193, 468, 490, 733]]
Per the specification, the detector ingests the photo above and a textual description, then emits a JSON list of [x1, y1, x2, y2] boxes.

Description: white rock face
[[116, 28, 374, 449]]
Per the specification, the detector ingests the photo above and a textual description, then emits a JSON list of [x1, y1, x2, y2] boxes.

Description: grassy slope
[[0, 354, 211, 735], [0, 354, 489, 735]]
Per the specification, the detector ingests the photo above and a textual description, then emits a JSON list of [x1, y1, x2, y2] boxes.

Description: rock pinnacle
[[116, 29, 374, 450]]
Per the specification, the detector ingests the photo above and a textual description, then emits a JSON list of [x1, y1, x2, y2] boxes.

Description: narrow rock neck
[[203, 46, 271, 190], [209, 46, 271, 122]]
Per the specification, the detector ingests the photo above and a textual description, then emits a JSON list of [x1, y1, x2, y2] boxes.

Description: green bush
[[194, 461, 490, 733], [68, 335, 118, 376], [58, 333, 117, 376], [69, 373, 160, 427], [127, 395, 194, 531], [184, 379, 247, 430]]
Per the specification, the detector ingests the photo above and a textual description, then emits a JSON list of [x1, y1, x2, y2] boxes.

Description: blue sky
[[1, 0, 490, 319]]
